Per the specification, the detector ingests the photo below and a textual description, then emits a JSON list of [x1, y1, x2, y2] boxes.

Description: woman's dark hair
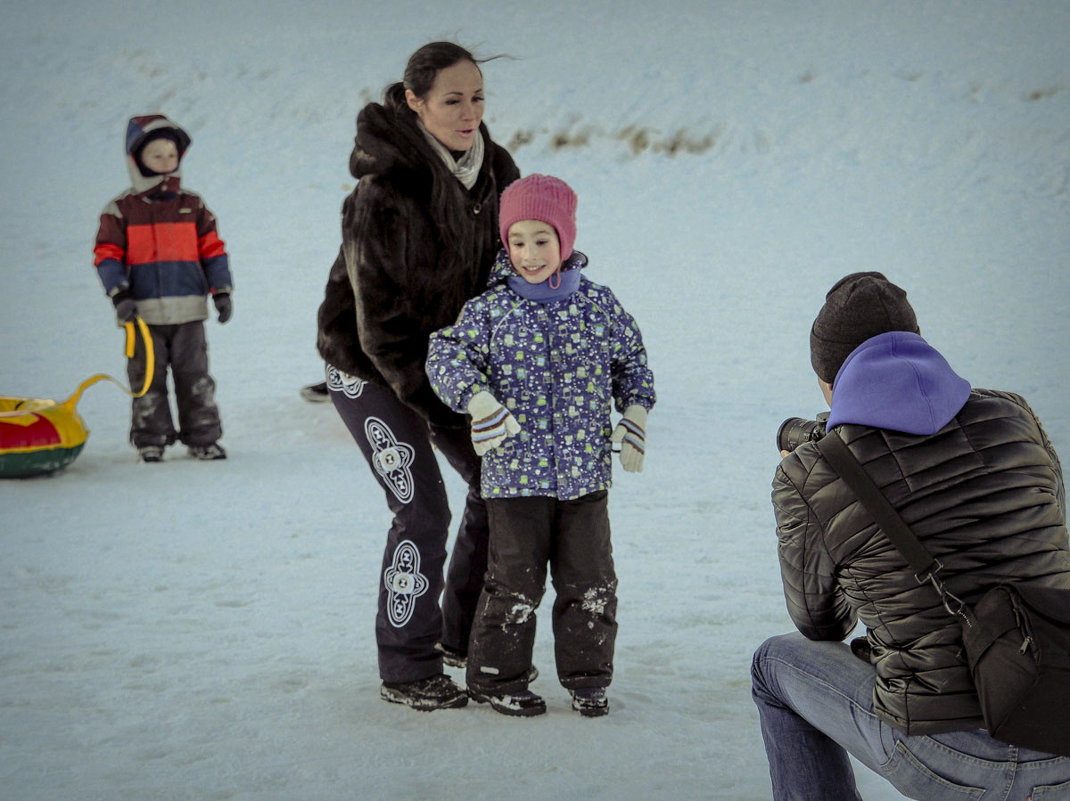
[[382, 41, 487, 114], [403, 41, 480, 99]]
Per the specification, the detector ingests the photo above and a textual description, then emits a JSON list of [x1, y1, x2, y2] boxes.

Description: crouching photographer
[[753, 272, 1070, 800]]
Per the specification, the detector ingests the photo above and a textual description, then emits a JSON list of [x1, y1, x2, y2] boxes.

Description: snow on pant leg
[[549, 491, 617, 690], [171, 321, 222, 447], [327, 370, 449, 683], [127, 323, 177, 447], [466, 497, 553, 694], [427, 422, 489, 657]]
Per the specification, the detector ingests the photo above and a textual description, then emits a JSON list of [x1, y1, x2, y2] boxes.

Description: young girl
[[426, 174, 656, 716]]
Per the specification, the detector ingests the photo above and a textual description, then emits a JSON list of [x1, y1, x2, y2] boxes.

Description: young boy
[[426, 174, 655, 717], [94, 114, 233, 462]]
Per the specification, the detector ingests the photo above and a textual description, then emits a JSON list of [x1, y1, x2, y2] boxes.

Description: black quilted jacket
[[773, 384, 1070, 734]]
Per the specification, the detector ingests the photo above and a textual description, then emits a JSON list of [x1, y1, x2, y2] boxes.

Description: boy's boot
[[189, 442, 227, 460], [138, 445, 164, 463]]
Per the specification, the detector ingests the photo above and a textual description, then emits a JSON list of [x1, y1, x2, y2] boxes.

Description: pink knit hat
[[498, 174, 577, 259]]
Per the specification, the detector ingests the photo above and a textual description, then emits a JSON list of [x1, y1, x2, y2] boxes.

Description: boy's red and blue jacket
[[94, 115, 232, 325]]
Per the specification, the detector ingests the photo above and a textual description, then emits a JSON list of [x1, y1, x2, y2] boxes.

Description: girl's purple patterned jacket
[[426, 249, 656, 500]]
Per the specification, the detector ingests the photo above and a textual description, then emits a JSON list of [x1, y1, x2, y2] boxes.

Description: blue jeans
[[751, 633, 1070, 800]]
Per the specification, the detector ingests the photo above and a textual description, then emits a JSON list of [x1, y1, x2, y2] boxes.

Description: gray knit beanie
[[810, 272, 920, 383]]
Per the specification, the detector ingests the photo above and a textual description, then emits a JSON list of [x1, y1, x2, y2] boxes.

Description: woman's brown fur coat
[[317, 99, 519, 425]]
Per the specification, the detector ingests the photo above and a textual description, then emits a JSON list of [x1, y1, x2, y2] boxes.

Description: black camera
[[777, 412, 829, 453]]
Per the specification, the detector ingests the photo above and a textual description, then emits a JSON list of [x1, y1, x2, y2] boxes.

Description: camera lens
[[777, 417, 827, 453]]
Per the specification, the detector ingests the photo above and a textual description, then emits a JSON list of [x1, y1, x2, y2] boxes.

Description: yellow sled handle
[[59, 316, 156, 412], [125, 315, 154, 397]]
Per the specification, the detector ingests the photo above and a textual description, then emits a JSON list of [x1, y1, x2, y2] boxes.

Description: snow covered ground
[[1, 2, 1068, 799]]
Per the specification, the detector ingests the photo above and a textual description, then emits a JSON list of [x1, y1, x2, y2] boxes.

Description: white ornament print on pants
[[326, 365, 367, 398], [384, 540, 429, 627], [364, 416, 415, 504]]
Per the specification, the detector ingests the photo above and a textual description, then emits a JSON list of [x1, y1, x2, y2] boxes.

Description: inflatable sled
[[0, 318, 154, 478]]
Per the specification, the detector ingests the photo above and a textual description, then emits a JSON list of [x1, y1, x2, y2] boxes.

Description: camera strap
[[817, 431, 972, 625]]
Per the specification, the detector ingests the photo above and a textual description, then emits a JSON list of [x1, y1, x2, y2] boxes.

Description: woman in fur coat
[[315, 41, 519, 711]]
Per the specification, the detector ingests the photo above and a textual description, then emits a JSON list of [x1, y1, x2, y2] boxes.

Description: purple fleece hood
[[826, 331, 971, 435]]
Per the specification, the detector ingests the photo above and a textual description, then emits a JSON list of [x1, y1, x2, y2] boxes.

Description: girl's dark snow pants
[[467, 491, 618, 695]]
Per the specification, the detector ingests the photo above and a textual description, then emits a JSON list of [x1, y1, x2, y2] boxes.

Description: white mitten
[[467, 391, 521, 455], [611, 405, 648, 473]]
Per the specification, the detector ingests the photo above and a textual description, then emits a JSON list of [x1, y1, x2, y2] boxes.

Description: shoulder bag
[[817, 431, 1070, 756]]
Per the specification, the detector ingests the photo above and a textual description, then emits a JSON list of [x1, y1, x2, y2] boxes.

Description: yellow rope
[[0, 316, 156, 418], [60, 316, 155, 411], [125, 316, 154, 398]]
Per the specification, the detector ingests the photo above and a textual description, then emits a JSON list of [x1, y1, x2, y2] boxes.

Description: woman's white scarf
[[418, 120, 485, 190]]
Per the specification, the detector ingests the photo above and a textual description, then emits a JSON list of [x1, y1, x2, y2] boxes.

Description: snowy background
[[2, 1, 1068, 799]]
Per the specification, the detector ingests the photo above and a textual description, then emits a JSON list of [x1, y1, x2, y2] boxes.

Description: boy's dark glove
[[112, 291, 138, 323], [850, 637, 872, 662], [213, 293, 233, 324]]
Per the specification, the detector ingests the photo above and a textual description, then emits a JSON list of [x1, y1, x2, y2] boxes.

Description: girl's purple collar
[[505, 251, 586, 303], [508, 267, 581, 302]]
